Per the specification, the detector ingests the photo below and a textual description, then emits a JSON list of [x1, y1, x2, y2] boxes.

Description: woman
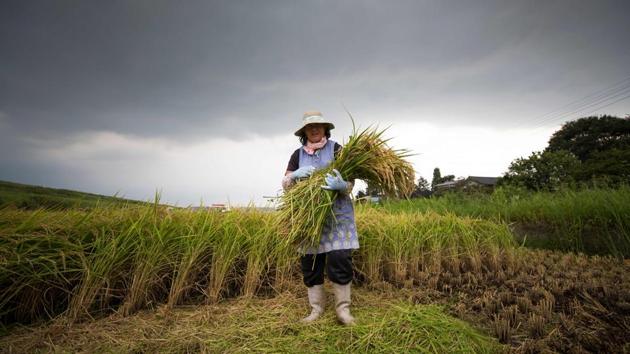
[[282, 111, 359, 325]]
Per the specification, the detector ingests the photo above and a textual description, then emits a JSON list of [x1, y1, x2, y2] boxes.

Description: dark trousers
[[301, 249, 353, 287]]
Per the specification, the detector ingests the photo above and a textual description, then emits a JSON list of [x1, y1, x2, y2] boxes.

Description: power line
[[527, 84, 630, 130], [529, 84, 630, 128], [525, 89, 630, 138], [570, 91, 630, 118], [515, 76, 630, 128], [512, 76, 630, 130]]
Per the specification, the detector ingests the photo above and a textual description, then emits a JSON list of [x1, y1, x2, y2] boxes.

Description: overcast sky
[[1, 1, 629, 206]]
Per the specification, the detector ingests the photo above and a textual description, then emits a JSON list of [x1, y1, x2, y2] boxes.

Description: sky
[[1, 0, 629, 206]]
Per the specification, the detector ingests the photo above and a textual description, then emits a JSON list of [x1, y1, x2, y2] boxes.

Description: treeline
[[501, 115, 630, 190], [402, 115, 630, 196]]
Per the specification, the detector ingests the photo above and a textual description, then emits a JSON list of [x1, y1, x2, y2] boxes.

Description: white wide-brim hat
[[294, 111, 335, 136]]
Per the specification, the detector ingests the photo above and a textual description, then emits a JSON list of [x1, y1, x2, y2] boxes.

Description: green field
[[377, 186, 630, 258], [0, 180, 149, 210], [1, 183, 629, 352]]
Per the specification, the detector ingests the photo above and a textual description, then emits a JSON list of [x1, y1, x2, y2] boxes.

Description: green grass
[[0, 180, 150, 209], [377, 186, 630, 257]]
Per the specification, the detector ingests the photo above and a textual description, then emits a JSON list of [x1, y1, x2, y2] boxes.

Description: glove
[[321, 169, 348, 191], [291, 165, 316, 180]]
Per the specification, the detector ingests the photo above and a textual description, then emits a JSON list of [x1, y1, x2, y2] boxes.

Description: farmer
[[282, 111, 359, 326]]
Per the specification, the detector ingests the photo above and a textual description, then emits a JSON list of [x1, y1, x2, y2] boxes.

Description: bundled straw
[[278, 123, 415, 249]]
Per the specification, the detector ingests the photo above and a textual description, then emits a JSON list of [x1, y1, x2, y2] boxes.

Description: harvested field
[[400, 248, 630, 353], [1, 202, 629, 352], [2, 247, 628, 352], [1, 289, 500, 353]]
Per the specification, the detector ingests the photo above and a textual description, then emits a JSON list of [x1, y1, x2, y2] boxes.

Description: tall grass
[[379, 186, 630, 257], [0, 203, 513, 324], [355, 207, 514, 283], [67, 208, 142, 320], [167, 210, 220, 308]]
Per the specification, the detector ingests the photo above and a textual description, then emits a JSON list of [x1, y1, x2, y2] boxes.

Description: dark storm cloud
[[1, 0, 629, 142]]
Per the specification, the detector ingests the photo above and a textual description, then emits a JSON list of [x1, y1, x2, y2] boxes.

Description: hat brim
[[294, 123, 335, 136]]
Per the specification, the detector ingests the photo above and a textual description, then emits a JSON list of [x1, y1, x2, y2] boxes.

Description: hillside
[[0, 180, 148, 209]]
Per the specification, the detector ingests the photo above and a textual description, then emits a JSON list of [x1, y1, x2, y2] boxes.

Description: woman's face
[[305, 123, 325, 143]]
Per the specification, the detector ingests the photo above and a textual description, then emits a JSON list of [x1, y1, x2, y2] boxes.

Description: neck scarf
[[303, 137, 327, 155]]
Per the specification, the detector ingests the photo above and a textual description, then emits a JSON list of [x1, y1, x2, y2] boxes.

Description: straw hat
[[294, 111, 335, 136]]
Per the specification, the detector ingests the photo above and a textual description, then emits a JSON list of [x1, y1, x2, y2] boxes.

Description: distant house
[[433, 180, 460, 193], [210, 203, 230, 212], [462, 176, 500, 190], [189, 204, 230, 212], [434, 176, 499, 194]]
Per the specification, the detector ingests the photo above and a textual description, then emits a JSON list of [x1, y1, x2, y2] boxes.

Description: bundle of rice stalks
[[278, 123, 415, 249]]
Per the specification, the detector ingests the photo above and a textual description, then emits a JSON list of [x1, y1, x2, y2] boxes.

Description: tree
[[416, 176, 430, 191], [502, 115, 630, 190], [545, 115, 630, 183], [411, 176, 432, 198], [440, 175, 455, 183], [546, 115, 630, 162], [579, 148, 630, 185], [431, 168, 441, 189], [502, 150, 580, 190]]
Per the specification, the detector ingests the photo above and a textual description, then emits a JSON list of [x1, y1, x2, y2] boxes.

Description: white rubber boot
[[302, 284, 325, 323], [333, 282, 356, 326]]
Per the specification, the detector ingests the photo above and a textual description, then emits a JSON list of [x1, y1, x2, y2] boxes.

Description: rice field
[[1, 189, 629, 353], [0, 203, 511, 323], [378, 185, 630, 258]]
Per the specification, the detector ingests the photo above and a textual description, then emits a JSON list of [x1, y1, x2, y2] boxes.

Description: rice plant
[[121, 205, 181, 315], [166, 210, 220, 308], [379, 185, 630, 257], [278, 124, 415, 250], [0, 203, 516, 323], [66, 209, 142, 320]]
